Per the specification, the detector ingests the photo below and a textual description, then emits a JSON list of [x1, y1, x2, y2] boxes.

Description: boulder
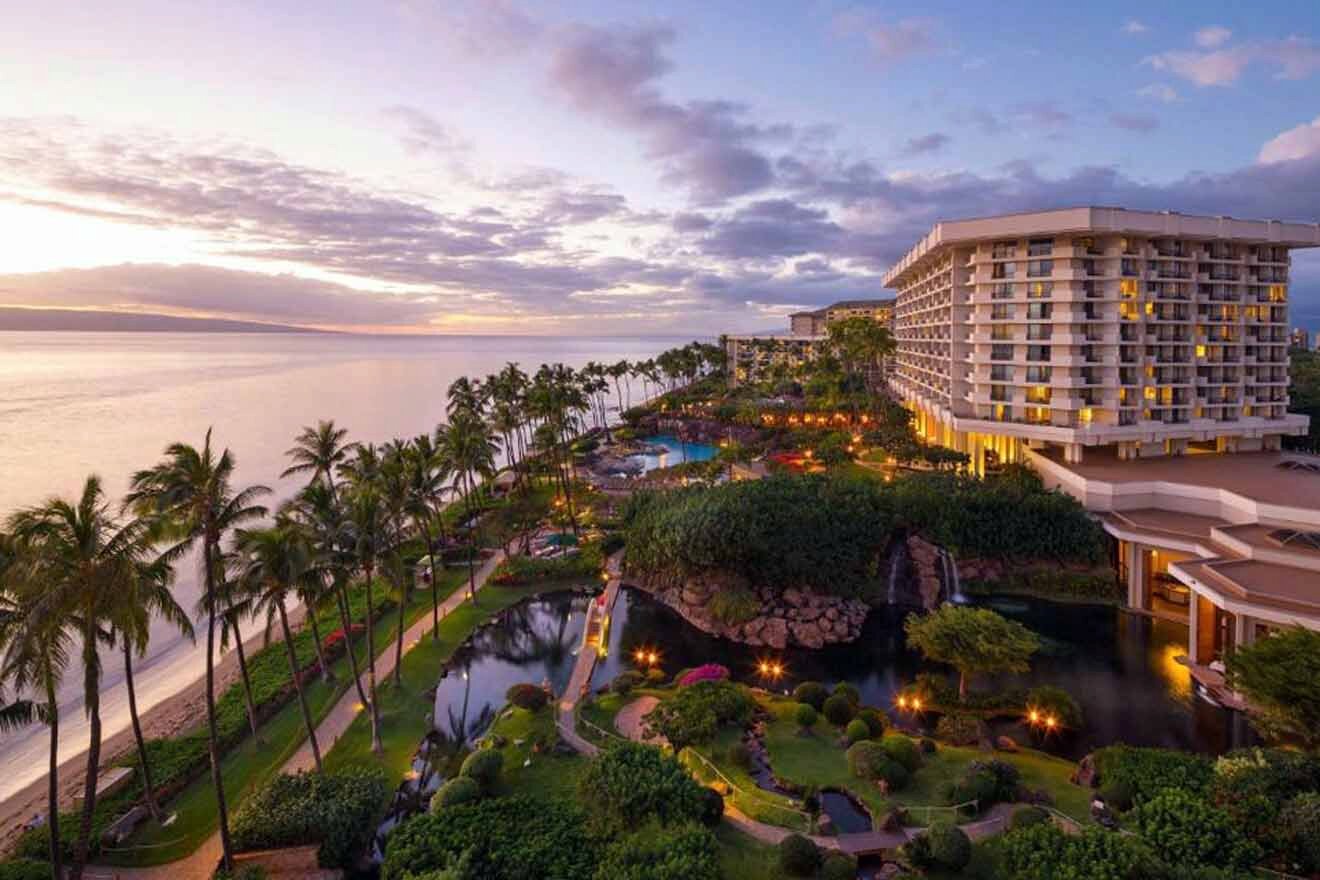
[[996, 735, 1019, 753], [1072, 753, 1099, 788], [789, 621, 826, 649], [762, 618, 789, 649], [782, 587, 805, 608]]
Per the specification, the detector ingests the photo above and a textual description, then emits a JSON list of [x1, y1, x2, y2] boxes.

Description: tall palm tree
[[110, 552, 192, 824], [378, 449, 414, 688], [6, 476, 150, 880], [127, 432, 269, 874], [233, 522, 323, 773], [339, 445, 387, 755], [406, 435, 451, 640], [209, 552, 263, 744], [442, 412, 500, 605], [281, 421, 352, 500]]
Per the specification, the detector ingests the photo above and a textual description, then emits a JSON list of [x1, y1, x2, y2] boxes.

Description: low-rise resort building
[[884, 206, 1320, 662], [724, 298, 895, 387]]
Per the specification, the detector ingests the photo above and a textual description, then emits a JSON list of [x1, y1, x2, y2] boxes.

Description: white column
[[1187, 592, 1199, 661], [1127, 543, 1146, 610], [1233, 613, 1252, 648]]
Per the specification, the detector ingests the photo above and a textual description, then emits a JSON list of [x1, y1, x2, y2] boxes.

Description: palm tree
[[111, 552, 192, 824], [405, 434, 451, 640], [281, 420, 351, 500], [211, 555, 263, 744], [339, 445, 387, 755], [441, 412, 501, 604], [127, 432, 269, 874], [378, 449, 414, 688], [5, 476, 151, 880], [233, 522, 323, 773]]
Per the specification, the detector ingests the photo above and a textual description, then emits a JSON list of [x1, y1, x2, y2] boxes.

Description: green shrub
[[820, 851, 859, 880], [1026, 685, 1083, 729], [822, 694, 855, 726], [968, 760, 1021, 802], [791, 682, 828, 710], [925, 821, 971, 871], [795, 703, 818, 729], [1093, 745, 1213, 805], [381, 795, 596, 880], [1099, 779, 1135, 812], [880, 734, 921, 772], [1009, 805, 1050, 830], [726, 741, 751, 769], [999, 823, 1160, 880], [1209, 747, 1320, 844], [431, 776, 481, 810], [1280, 791, 1320, 873], [846, 741, 907, 788], [831, 682, 861, 706], [460, 748, 504, 791], [777, 833, 820, 877], [855, 707, 888, 738], [844, 719, 870, 745], [642, 681, 754, 750], [230, 767, 388, 869], [0, 859, 52, 880], [645, 667, 667, 684], [506, 683, 549, 711], [708, 588, 760, 626], [592, 825, 720, 880], [935, 714, 986, 746], [1131, 788, 1262, 870], [698, 787, 725, 827], [578, 742, 705, 834], [612, 670, 643, 695]]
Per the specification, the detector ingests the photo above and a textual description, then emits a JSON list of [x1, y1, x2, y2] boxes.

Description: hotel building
[[725, 298, 895, 387], [885, 207, 1320, 661]]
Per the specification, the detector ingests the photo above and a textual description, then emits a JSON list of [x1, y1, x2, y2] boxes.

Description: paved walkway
[[87, 551, 507, 880]]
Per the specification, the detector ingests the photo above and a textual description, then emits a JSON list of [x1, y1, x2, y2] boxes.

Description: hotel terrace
[[724, 298, 895, 387], [884, 206, 1320, 661]]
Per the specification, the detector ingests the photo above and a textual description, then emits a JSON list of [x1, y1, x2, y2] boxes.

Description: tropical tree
[[402, 434, 450, 640], [127, 432, 270, 873], [1225, 626, 1320, 748], [378, 447, 415, 688], [442, 412, 501, 604], [281, 420, 352, 500], [111, 551, 192, 824], [339, 443, 387, 754], [211, 555, 263, 744], [5, 476, 153, 879], [233, 522, 323, 772], [904, 605, 1040, 700]]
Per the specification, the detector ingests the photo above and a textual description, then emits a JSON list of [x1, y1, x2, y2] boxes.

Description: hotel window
[[1026, 259, 1053, 277], [991, 326, 1013, 341], [1027, 281, 1052, 299], [990, 364, 1012, 381], [992, 262, 1017, 279], [1078, 236, 1102, 256], [990, 385, 1009, 402], [1026, 406, 1051, 424], [1026, 302, 1052, 320], [1027, 345, 1051, 362], [1027, 386, 1051, 404], [1122, 237, 1139, 255], [1121, 259, 1140, 277], [1119, 278, 1138, 296], [991, 304, 1012, 320], [1027, 238, 1054, 257], [1026, 325, 1052, 340], [1269, 285, 1287, 302], [992, 241, 1016, 259], [991, 344, 1014, 361], [991, 282, 1014, 299], [1026, 366, 1052, 383]]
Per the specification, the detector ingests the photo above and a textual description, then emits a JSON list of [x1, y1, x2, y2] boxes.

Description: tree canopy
[[1225, 626, 1320, 748], [904, 605, 1040, 699]]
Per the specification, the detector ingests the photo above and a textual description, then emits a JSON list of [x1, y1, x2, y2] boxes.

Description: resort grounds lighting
[[896, 693, 923, 713], [756, 660, 784, 680], [633, 648, 660, 667], [1027, 708, 1059, 731]]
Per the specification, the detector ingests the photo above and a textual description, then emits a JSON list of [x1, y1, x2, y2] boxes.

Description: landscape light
[[897, 695, 908, 709], [1028, 709, 1040, 724]]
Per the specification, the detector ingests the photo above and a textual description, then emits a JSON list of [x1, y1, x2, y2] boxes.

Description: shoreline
[[0, 605, 306, 858]]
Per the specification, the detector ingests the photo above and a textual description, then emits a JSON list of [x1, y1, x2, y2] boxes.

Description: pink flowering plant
[[678, 663, 730, 686]]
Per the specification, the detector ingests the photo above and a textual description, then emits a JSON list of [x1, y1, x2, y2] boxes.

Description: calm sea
[[0, 331, 679, 803]]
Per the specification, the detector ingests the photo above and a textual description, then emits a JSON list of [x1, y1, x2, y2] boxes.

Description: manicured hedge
[[578, 743, 706, 834], [490, 541, 603, 585], [231, 767, 389, 868], [1092, 745, 1214, 805]]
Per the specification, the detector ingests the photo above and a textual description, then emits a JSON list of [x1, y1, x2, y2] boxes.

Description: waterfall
[[888, 550, 902, 605], [940, 547, 967, 604]]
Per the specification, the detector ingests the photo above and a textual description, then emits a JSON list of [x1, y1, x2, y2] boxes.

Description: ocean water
[[0, 331, 678, 803]]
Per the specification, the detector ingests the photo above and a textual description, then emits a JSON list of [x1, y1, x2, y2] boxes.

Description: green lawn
[[105, 570, 466, 866], [686, 726, 812, 833], [486, 705, 589, 802], [715, 824, 782, 880]]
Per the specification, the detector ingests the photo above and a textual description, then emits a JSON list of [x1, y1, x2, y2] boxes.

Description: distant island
[[0, 307, 331, 333]]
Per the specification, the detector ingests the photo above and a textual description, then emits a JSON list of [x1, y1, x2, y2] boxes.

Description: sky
[[2, 0, 1320, 335]]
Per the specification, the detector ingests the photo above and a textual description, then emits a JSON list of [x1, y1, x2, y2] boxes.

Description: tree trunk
[[422, 519, 440, 641], [70, 622, 101, 880], [364, 562, 382, 755], [959, 671, 968, 701], [45, 680, 62, 880], [124, 642, 162, 823], [391, 569, 407, 688], [335, 582, 371, 713], [228, 611, 263, 744], [278, 598, 321, 773], [306, 606, 333, 684], [204, 541, 235, 873]]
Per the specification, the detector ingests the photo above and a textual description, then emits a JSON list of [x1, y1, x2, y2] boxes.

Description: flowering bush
[[322, 623, 365, 654], [678, 664, 730, 687]]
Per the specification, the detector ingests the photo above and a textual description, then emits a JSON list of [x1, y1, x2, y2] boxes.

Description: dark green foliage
[[965, 569, 1120, 603], [935, 714, 987, 746], [1099, 779, 1134, 812], [821, 694, 855, 726], [642, 681, 754, 749], [854, 707, 888, 738], [1093, 745, 1213, 804], [230, 767, 388, 869], [905, 821, 971, 871], [1224, 626, 1320, 748], [492, 541, 604, 585], [1206, 747, 1320, 850], [1009, 805, 1050, 830], [612, 670, 643, 695], [820, 851, 859, 880], [846, 741, 908, 789], [795, 703, 818, 729], [460, 748, 504, 791], [968, 760, 1021, 801], [1279, 791, 1320, 872], [0, 859, 51, 880], [577, 743, 705, 834], [697, 788, 724, 828], [381, 795, 596, 880], [591, 825, 720, 880], [622, 474, 896, 598], [506, 683, 549, 712], [831, 682, 861, 706], [904, 605, 1039, 698], [999, 823, 1161, 880], [791, 681, 828, 711], [1026, 685, 1083, 729], [726, 741, 752, 769], [844, 719, 870, 745], [707, 588, 759, 625], [880, 734, 921, 773], [644, 667, 666, 684], [776, 833, 820, 877], [1131, 788, 1262, 870], [432, 776, 482, 810], [1285, 347, 1320, 452]]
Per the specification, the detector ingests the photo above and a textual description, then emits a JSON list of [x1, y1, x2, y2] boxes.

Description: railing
[[904, 799, 980, 823], [680, 747, 816, 833]]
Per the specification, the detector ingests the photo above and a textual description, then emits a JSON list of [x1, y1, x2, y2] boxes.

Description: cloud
[[899, 133, 951, 157], [546, 24, 786, 203], [1109, 113, 1160, 133], [383, 105, 470, 156], [1259, 115, 1320, 164], [1146, 35, 1320, 86], [1137, 84, 1179, 103], [833, 10, 942, 64], [1011, 101, 1073, 129], [1194, 26, 1232, 49], [1122, 20, 1149, 35]]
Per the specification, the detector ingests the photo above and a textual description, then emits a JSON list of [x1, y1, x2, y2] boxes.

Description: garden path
[[612, 696, 660, 743]]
